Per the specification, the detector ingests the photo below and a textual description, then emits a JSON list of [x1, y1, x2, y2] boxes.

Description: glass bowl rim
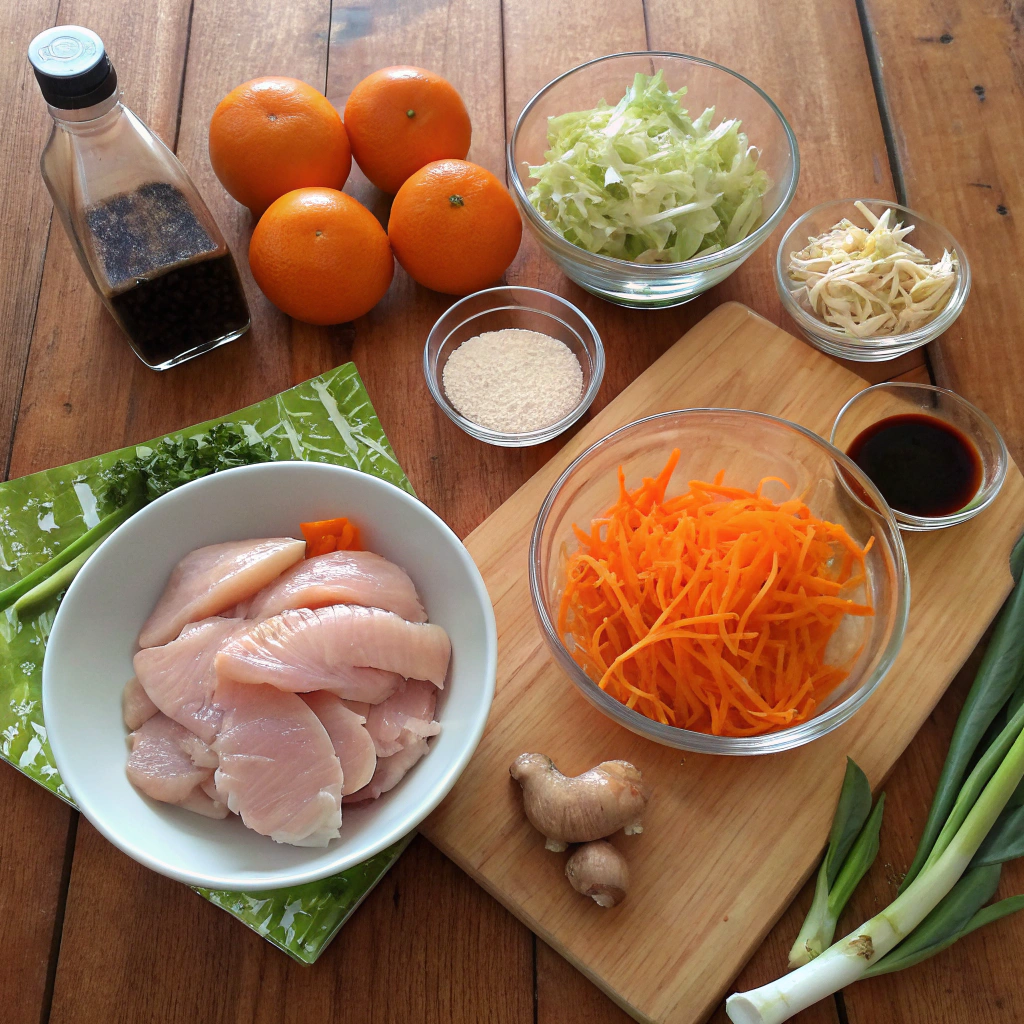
[[830, 381, 1009, 530], [529, 407, 911, 755], [422, 285, 606, 446], [507, 50, 801, 275], [775, 197, 971, 349]]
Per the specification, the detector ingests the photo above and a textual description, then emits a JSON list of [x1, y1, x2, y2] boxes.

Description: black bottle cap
[[28, 26, 117, 110]]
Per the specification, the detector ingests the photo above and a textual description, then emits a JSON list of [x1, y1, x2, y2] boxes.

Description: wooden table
[[2, 2, 1022, 1022]]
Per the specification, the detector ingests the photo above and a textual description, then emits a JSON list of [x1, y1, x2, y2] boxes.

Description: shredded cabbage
[[525, 71, 770, 264]]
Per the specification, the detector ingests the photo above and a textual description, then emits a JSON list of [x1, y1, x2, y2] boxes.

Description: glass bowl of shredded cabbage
[[776, 199, 970, 361], [508, 52, 799, 308]]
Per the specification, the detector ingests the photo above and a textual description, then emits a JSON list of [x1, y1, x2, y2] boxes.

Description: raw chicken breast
[[343, 735, 431, 804], [122, 676, 158, 730], [215, 605, 451, 693], [218, 649, 401, 703], [133, 617, 243, 743], [240, 550, 427, 623], [361, 679, 440, 758], [126, 713, 215, 805], [213, 678, 343, 847], [302, 691, 377, 795], [200, 775, 229, 808], [179, 785, 229, 819], [138, 537, 305, 648]]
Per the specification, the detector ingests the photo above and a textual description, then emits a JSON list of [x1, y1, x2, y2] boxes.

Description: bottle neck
[[49, 89, 123, 132]]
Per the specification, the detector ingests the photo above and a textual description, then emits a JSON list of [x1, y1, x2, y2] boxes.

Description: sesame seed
[[442, 329, 584, 434]]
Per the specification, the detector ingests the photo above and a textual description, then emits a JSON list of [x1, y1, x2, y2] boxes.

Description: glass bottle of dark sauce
[[847, 413, 982, 517], [28, 26, 250, 370]]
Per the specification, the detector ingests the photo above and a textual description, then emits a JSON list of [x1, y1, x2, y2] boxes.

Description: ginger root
[[565, 840, 629, 907], [509, 753, 648, 852]]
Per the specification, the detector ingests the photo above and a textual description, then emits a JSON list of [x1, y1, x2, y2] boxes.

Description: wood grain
[[40, 3, 532, 1023], [0, 2, 190, 1022], [499, 1, 908, 1019], [0, 0, 59, 475], [48, 827, 532, 1024], [1, 4, 1018, 1024], [422, 303, 1024, 1024], [862, 0, 1024, 463], [325, 0, 527, 539], [840, 4, 1024, 1020], [0, 6, 69, 1021], [642, 0, 925, 388]]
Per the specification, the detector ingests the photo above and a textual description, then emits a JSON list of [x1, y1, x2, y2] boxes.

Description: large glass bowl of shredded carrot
[[530, 410, 909, 754]]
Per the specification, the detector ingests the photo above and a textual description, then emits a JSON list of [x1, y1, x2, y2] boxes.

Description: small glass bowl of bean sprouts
[[775, 199, 970, 361]]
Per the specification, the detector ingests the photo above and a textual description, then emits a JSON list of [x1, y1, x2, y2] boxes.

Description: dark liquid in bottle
[[85, 182, 249, 367], [847, 413, 982, 517]]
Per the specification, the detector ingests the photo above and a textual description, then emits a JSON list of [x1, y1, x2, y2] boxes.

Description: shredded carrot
[[300, 517, 362, 557], [557, 450, 874, 737]]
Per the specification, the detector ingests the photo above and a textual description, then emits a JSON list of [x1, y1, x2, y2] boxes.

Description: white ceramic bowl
[[42, 462, 497, 890]]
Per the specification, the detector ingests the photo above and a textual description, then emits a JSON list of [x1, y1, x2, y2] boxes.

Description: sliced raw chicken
[[218, 652, 401, 703], [302, 691, 377, 795], [343, 734, 431, 804], [215, 606, 451, 694], [138, 537, 305, 648], [240, 550, 427, 623], [133, 617, 243, 743], [179, 785, 229, 819], [200, 775, 230, 809], [361, 679, 440, 758], [213, 678, 343, 847], [122, 676, 158, 730], [126, 713, 215, 806]]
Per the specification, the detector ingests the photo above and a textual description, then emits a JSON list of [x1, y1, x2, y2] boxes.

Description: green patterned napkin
[[0, 363, 414, 963]]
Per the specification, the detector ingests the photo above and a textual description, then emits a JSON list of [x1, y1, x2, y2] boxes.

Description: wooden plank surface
[[863, 0, 1024, 463], [1, 2, 193, 1022], [840, 3, 1024, 1020], [422, 303, 1024, 1024], [0, 5, 67, 1020], [35, 2, 532, 1023], [499, 1, 908, 1019], [1, 1, 1022, 1023]]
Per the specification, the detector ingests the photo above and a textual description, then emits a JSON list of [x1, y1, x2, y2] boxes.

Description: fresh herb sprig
[[0, 423, 275, 613], [99, 422, 275, 511]]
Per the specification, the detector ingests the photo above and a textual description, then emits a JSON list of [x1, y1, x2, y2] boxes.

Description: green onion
[[0, 497, 141, 612], [900, 541, 1024, 892], [726, 718, 1024, 1024], [0, 423, 275, 617], [861, 864, 1002, 978], [788, 759, 881, 967], [11, 539, 102, 612]]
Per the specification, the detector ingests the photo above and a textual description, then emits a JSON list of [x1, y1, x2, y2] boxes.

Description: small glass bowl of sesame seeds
[[424, 286, 605, 447]]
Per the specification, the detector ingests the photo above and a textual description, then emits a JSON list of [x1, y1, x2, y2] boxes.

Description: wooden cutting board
[[421, 303, 1024, 1024]]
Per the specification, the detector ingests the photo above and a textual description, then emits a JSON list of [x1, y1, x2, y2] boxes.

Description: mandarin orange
[[249, 188, 393, 325], [388, 159, 522, 295], [343, 66, 471, 194], [209, 77, 351, 215]]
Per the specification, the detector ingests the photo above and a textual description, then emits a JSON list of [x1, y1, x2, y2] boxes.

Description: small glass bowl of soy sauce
[[831, 382, 1008, 531]]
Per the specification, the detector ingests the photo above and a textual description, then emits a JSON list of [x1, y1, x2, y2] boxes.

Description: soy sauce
[[85, 182, 250, 368], [847, 414, 982, 517]]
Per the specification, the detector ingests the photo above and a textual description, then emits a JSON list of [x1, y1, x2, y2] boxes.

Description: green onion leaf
[[863, 864, 1003, 978], [826, 791, 885, 922], [971, 801, 1024, 868], [901, 536, 1024, 892], [788, 759, 873, 967]]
